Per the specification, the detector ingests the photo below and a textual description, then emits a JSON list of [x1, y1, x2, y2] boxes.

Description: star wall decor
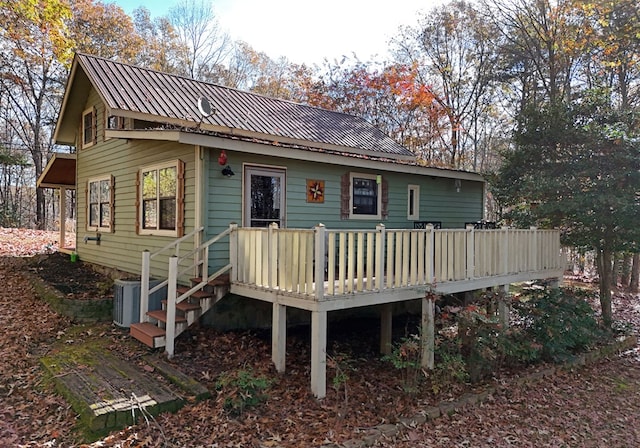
[[306, 179, 325, 203]]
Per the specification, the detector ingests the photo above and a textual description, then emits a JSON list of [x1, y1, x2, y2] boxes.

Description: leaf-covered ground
[[1, 229, 639, 447]]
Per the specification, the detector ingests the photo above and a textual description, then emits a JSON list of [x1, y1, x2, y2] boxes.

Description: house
[[38, 53, 564, 398]]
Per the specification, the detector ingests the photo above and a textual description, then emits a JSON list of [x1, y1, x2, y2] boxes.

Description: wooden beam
[[310, 310, 327, 399], [272, 303, 287, 373]]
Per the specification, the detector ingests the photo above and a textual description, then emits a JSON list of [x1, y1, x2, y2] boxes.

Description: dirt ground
[[1, 235, 640, 447]]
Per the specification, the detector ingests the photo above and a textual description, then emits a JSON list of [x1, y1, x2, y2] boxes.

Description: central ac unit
[[113, 278, 166, 327]]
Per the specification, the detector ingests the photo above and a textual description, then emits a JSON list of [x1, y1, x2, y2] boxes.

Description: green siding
[[205, 151, 484, 271], [76, 87, 197, 277]]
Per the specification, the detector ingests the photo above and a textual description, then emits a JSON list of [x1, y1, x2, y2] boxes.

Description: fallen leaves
[[0, 227, 75, 257]]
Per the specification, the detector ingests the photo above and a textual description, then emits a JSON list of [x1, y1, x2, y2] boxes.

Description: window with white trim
[[138, 160, 184, 236], [350, 172, 381, 219], [88, 176, 113, 231], [407, 184, 420, 220], [82, 107, 96, 149]]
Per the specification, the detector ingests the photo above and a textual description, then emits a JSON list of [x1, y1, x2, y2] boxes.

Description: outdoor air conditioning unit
[[113, 278, 166, 327]]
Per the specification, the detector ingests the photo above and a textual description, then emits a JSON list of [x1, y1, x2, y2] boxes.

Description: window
[[138, 160, 184, 236], [82, 107, 96, 148], [88, 176, 113, 231], [407, 185, 420, 220], [350, 172, 381, 219]]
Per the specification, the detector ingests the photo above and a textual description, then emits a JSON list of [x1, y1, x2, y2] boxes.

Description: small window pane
[[159, 198, 176, 230], [100, 179, 110, 201], [100, 204, 110, 227], [159, 167, 176, 198], [143, 199, 157, 229], [143, 170, 157, 200], [89, 182, 99, 203], [90, 204, 99, 226]]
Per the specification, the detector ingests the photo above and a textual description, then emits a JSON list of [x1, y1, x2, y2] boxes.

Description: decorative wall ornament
[[306, 179, 325, 203]]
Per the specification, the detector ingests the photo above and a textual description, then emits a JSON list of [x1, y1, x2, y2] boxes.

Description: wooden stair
[[130, 274, 230, 349]]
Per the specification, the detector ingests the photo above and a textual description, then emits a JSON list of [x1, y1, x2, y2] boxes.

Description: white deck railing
[[234, 224, 563, 299]]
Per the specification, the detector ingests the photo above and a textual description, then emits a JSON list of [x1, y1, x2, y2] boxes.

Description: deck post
[[229, 223, 238, 282], [498, 284, 510, 329], [140, 250, 150, 323], [466, 224, 475, 279], [375, 224, 386, 290], [421, 294, 435, 370], [314, 224, 326, 300], [165, 255, 179, 358], [310, 310, 327, 399], [380, 303, 393, 355], [272, 303, 287, 373]]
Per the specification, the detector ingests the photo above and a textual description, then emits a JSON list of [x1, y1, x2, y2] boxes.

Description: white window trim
[[349, 172, 382, 220], [243, 164, 287, 228], [87, 176, 112, 232], [138, 160, 180, 237], [82, 107, 95, 149], [407, 184, 420, 220]]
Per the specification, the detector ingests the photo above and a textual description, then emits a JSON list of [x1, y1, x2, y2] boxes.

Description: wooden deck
[[231, 224, 564, 311], [140, 223, 564, 399]]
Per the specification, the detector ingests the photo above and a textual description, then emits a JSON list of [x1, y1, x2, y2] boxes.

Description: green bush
[[513, 287, 605, 362], [215, 368, 272, 415], [383, 334, 422, 393]]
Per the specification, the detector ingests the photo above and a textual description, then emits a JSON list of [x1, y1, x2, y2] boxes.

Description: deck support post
[[421, 294, 435, 370], [272, 303, 287, 373], [498, 284, 510, 329], [310, 310, 327, 399], [165, 255, 178, 359], [140, 250, 150, 323], [380, 303, 393, 355]]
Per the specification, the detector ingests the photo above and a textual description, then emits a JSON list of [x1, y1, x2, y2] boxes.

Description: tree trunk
[[620, 253, 632, 290], [630, 253, 640, 293], [597, 248, 613, 328]]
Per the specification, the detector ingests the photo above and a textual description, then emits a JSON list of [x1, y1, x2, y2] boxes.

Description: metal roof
[[73, 53, 414, 158]]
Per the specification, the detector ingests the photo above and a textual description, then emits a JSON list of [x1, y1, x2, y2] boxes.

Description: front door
[[244, 166, 286, 227]]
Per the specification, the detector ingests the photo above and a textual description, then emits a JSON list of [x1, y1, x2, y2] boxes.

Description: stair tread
[[130, 322, 165, 337], [190, 273, 230, 286], [147, 309, 187, 323], [176, 286, 213, 298], [162, 300, 201, 312]]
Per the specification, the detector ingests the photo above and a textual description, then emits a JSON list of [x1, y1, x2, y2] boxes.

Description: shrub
[[215, 368, 272, 415], [383, 334, 422, 393], [513, 287, 605, 362]]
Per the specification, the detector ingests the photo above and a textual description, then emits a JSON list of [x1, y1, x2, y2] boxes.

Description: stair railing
[[163, 223, 237, 357], [140, 226, 204, 324]]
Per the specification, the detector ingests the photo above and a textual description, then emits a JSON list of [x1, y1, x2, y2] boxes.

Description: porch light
[[222, 165, 235, 177]]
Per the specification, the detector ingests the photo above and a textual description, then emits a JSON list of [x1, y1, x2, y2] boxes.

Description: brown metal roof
[[74, 53, 414, 158]]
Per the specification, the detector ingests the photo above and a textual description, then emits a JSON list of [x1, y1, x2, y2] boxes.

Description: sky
[[110, 0, 448, 66]]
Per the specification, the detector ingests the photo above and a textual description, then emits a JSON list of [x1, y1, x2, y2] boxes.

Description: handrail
[[149, 226, 204, 260]]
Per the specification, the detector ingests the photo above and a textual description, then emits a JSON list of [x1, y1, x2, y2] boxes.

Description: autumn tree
[[392, 0, 502, 170], [0, 0, 73, 228], [67, 0, 143, 62]]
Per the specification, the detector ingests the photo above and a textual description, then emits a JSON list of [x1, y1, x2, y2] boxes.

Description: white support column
[[140, 250, 151, 323], [272, 303, 287, 373], [380, 303, 393, 355], [421, 295, 435, 370], [498, 284, 510, 329], [165, 256, 178, 358], [229, 223, 238, 282], [310, 310, 327, 399], [59, 187, 66, 250], [375, 224, 386, 290], [314, 224, 326, 301]]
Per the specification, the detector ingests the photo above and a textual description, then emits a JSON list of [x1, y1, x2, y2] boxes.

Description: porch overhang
[[37, 153, 76, 189]]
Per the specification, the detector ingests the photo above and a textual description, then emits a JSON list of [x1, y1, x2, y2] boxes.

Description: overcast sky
[[110, 0, 448, 65]]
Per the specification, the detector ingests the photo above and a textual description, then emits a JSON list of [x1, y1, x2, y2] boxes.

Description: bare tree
[[168, 0, 231, 81]]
